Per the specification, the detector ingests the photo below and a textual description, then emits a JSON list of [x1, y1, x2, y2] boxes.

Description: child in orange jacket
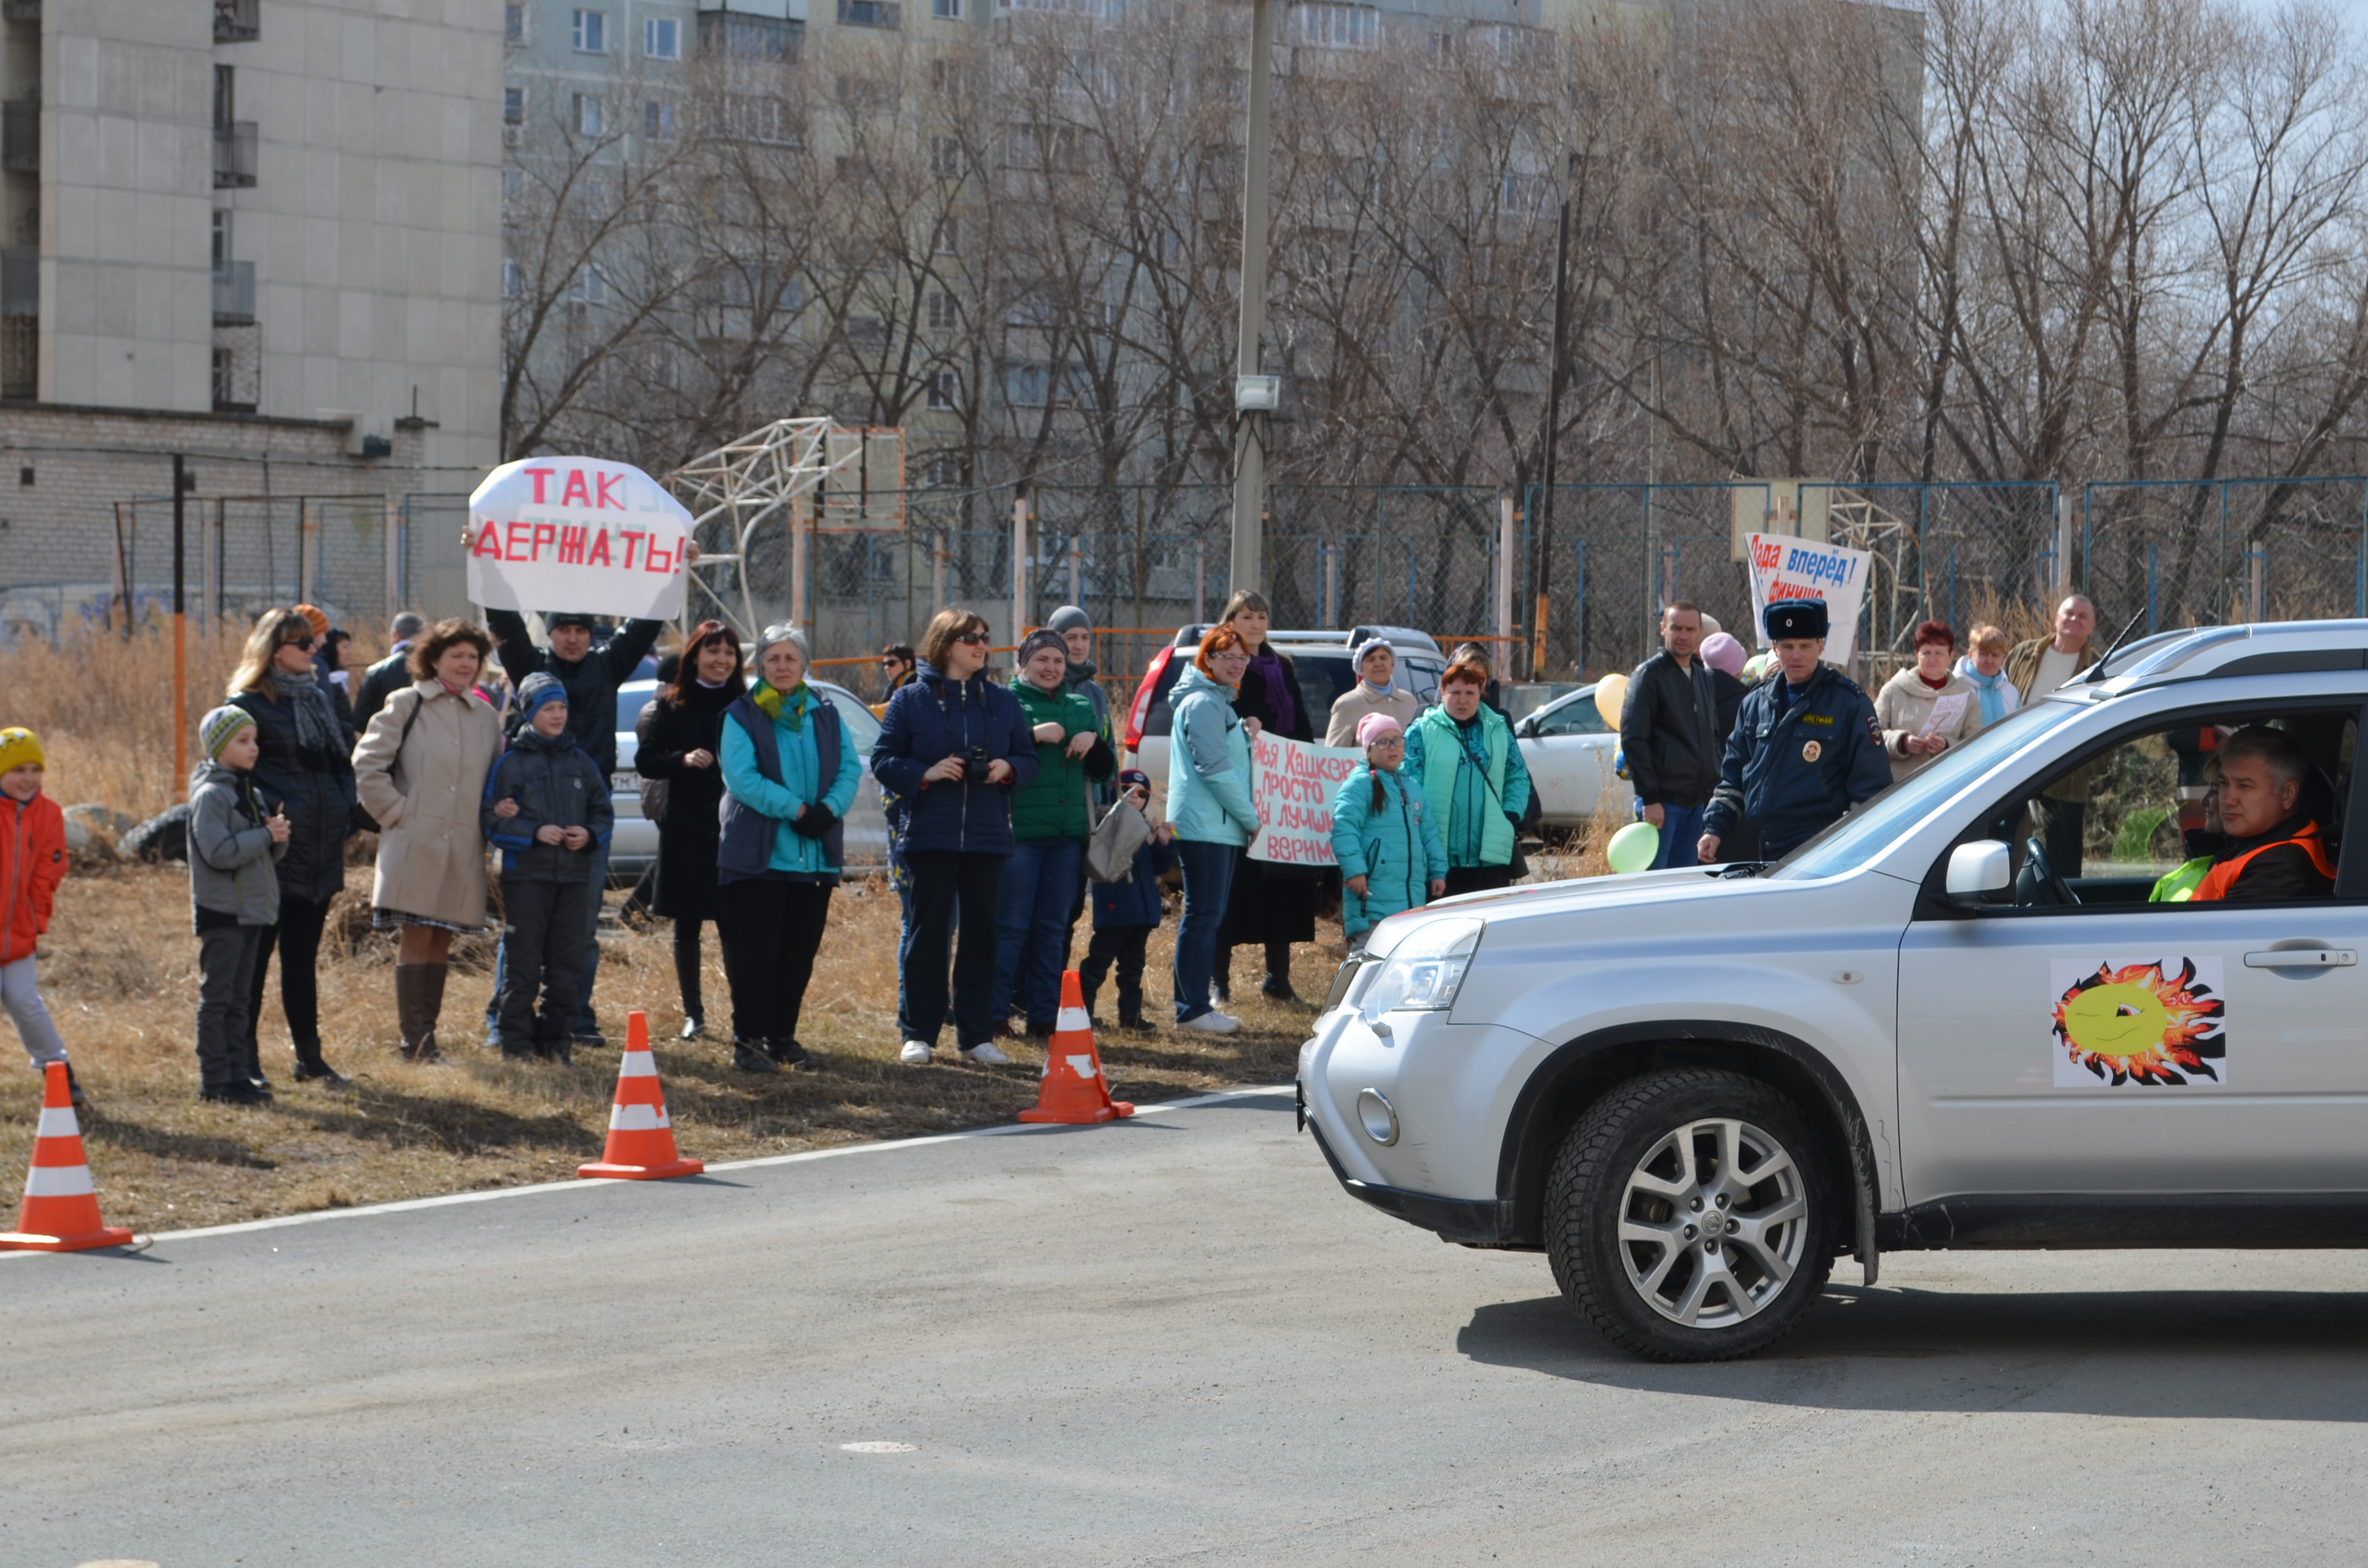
[[0, 728, 82, 1107]]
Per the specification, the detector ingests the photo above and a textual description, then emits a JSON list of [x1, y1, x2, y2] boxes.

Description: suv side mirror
[[1944, 840, 2012, 902]]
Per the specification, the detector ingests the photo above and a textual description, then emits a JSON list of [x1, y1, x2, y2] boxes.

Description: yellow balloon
[[1593, 672, 1629, 728]]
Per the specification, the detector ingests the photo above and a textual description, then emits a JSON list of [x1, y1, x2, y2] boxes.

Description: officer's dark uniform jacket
[[1703, 664, 1891, 858]]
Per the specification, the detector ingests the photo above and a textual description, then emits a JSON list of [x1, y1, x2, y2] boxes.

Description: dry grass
[[0, 858, 1336, 1232]]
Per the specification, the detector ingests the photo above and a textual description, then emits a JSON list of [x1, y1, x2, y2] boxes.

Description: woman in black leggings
[[634, 621, 744, 1041]]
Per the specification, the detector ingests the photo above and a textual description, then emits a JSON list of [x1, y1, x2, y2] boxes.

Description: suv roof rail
[[2085, 619, 2368, 689]]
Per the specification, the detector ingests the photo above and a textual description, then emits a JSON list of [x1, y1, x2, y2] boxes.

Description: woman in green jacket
[[992, 630, 1115, 1036], [1404, 659, 1533, 897]]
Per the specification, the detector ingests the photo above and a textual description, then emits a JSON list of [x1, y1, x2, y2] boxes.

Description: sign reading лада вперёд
[[1245, 731, 1365, 866], [1744, 532, 1871, 667], [467, 457, 695, 622]]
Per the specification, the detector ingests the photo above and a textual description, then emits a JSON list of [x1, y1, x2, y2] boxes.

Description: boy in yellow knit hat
[[0, 728, 86, 1107]]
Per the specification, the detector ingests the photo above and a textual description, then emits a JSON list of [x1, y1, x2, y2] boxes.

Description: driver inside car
[[2187, 725, 2335, 903]]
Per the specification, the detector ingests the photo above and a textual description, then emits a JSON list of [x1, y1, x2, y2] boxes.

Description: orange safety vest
[[2189, 820, 2336, 903]]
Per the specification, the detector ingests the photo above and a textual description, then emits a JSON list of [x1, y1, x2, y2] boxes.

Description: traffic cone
[[0, 1063, 139, 1252], [578, 1011, 704, 1180], [1019, 971, 1135, 1125]]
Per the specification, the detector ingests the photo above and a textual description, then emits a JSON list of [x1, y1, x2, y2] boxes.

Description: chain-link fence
[[2082, 479, 2368, 635]]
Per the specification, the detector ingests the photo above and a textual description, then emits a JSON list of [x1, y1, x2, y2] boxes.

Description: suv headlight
[[1358, 917, 1483, 1022]]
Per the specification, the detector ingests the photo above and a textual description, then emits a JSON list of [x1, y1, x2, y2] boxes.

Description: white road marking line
[[1, 1084, 1294, 1254]]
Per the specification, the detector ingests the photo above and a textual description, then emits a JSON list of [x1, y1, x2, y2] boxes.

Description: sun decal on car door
[[2049, 958, 2227, 1088]]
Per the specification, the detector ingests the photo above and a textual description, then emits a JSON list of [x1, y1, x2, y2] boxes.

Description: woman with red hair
[[634, 621, 746, 1040], [1163, 625, 1262, 1033], [1875, 619, 1984, 782]]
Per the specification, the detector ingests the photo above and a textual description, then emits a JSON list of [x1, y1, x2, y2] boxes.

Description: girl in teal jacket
[[1330, 714, 1445, 943]]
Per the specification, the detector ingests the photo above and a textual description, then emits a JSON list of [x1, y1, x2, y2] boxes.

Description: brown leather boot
[[395, 964, 445, 1063]]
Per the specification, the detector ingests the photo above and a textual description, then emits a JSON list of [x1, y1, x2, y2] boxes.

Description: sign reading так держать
[[1246, 731, 1364, 866], [467, 457, 693, 622]]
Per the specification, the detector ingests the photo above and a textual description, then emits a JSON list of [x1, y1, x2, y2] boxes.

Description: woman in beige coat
[[1875, 619, 1986, 783], [351, 619, 502, 1062]]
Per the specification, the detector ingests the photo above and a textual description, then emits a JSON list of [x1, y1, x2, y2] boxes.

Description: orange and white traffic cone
[[0, 1063, 140, 1252], [1019, 971, 1135, 1125], [578, 1011, 703, 1180]]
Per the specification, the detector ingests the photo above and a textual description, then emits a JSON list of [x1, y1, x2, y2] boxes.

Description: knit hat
[[1356, 712, 1404, 747], [1017, 628, 1068, 666], [1352, 637, 1395, 675], [546, 610, 598, 632], [516, 671, 569, 719], [1700, 632, 1747, 678], [1046, 605, 1093, 635], [753, 622, 810, 668], [0, 727, 44, 776], [292, 603, 329, 639], [199, 705, 257, 762], [1117, 767, 1151, 790]]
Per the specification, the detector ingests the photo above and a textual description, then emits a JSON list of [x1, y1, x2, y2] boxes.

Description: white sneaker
[[960, 1041, 1012, 1066], [1177, 1010, 1240, 1034], [899, 1040, 932, 1065]]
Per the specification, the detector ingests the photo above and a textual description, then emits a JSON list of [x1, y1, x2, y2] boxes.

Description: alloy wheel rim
[[1615, 1116, 1807, 1329]]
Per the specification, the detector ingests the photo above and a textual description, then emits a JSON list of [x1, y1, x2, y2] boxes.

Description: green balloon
[[1606, 821, 1660, 874]]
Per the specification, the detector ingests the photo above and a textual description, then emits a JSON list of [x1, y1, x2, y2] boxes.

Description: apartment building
[[0, 0, 504, 630]]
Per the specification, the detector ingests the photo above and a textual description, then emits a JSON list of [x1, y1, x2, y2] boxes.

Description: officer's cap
[[1763, 599, 1829, 641]]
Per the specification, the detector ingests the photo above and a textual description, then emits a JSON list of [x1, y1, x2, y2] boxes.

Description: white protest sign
[[1246, 730, 1365, 866], [467, 456, 693, 622], [1745, 532, 1871, 667]]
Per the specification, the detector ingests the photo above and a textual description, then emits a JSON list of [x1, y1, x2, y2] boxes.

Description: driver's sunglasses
[[286, 635, 317, 652], [954, 631, 989, 646]]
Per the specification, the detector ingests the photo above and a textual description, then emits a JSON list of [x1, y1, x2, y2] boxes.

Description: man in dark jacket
[[481, 674, 613, 1060], [1620, 601, 1722, 870], [484, 605, 666, 1047], [1700, 600, 1891, 863], [351, 612, 425, 728]]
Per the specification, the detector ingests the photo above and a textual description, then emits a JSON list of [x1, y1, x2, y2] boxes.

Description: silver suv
[[1299, 620, 2368, 1360]]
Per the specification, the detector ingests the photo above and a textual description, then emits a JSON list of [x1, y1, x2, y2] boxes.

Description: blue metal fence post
[[1574, 534, 1586, 677]]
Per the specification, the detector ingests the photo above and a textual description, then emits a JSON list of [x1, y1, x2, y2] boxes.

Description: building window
[[838, 0, 901, 28], [1004, 361, 1049, 407], [503, 257, 521, 299], [211, 209, 232, 270], [700, 11, 801, 61], [571, 265, 607, 306], [923, 457, 960, 487], [503, 86, 525, 125], [645, 16, 680, 59], [933, 0, 960, 16], [575, 94, 604, 135], [927, 290, 958, 331], [928, 370, 958, 411], [712, 94, 799, 145], [1292, 3, 1378, 50], [645, 100, 675, 140], [930, 136, 963, 179], [934, 215, 959, 254], [571, 8, 607, 53], [505, 3, 527, 44]]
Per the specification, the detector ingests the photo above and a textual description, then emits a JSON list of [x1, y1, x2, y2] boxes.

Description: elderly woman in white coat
[[352, 618, 504, 1062], [1874, 619, 1986, 783]]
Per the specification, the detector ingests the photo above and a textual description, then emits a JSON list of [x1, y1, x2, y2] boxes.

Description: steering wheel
[[2017, 836, 2078, 908]]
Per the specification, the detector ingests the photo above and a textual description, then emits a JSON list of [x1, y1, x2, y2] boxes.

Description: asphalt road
[[6, 1084, 2368, 1567]]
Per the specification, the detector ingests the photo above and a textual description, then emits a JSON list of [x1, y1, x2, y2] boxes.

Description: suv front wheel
[[1545, 1068, 1832, 1360]]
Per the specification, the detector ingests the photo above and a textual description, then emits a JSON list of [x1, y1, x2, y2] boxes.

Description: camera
[[969, 746, 989, 772]]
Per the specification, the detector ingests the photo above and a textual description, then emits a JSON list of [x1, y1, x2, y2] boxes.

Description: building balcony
[[212, 261, 254, 325], [698, 10, 801, 63], [213, 121, 257, 188], [838, 0, 902, 26], [2, 99, 36, 172], [213, 0, 259, 43], [1, 1, 41, 22]]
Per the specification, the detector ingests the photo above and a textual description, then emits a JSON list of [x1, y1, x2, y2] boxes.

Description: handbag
[[350, 692, 423, 835], [640, 778, 670, 826], [1086, 778, 1151, 883]]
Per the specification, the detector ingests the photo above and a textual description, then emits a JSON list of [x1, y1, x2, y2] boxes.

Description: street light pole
[[1229, 0, 1275, 601], [1533, 197, 1571, 680]]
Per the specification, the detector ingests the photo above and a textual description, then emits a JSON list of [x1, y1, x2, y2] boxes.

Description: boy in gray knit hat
[[190, 705, 289, 1104]]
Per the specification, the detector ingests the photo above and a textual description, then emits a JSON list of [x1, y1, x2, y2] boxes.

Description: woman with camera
[[871, 608, 1039, 1067]]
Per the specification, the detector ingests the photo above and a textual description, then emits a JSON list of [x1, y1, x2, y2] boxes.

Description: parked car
[[1513, 683, 1636, 829], [609, 675, 889, 874], [1301, 619, 2368, 1360], [1122, 625, 1449, 781]]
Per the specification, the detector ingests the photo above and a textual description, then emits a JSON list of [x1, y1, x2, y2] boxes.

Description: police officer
[[1698, 599, 1891, 863]]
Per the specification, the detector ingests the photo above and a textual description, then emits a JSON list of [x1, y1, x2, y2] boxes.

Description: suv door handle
[[2244, 949, 2357, 969]]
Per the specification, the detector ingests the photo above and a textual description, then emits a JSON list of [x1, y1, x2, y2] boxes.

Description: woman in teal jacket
[[716, 625, 862, 1074], [1404, 660, 1533, 897], [1165, 626, 1260, 1031], [1330, 713, 1445, 945]]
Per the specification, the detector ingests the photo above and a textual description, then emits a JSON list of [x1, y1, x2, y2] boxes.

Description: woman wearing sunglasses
[[226, 607, 359, 1087], [871, 608, 1039, 1068]]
